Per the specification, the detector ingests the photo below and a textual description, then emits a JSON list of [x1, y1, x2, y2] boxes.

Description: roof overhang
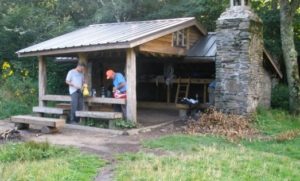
[[263, 47, 283, 78], [16, 18, 206, 58]]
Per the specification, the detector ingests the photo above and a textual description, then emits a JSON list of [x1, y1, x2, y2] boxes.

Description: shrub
[[0, 75, 37, 119], [114, 119, 136, 129], [271, 84, 289, 110]]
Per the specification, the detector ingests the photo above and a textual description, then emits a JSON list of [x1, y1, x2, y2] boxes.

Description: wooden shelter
[[16, 17, 281, 126]]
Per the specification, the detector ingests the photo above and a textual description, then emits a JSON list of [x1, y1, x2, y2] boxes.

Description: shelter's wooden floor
[[137, 108, 179, 127]]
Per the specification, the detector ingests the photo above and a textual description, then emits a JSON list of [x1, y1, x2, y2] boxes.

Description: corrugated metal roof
[[17, 17, 206, 57], [186, 32, 216, 59]]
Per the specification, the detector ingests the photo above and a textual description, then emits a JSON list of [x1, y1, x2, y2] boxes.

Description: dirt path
[[0, 120, 179, 181]]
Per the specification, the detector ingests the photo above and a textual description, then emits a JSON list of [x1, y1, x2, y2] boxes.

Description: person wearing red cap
[[106, 69, 127, 116], [106, 69, 127, 97]]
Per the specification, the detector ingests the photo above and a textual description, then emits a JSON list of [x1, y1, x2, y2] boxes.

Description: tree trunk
[[279, 0, 300, 114]]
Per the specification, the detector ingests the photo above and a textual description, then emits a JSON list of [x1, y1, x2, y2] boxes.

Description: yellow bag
[[83, 84, 89, 97]]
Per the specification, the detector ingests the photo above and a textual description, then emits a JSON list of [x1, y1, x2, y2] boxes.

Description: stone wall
[[259, 68, 272, 108], [215, 6, 264, 115]]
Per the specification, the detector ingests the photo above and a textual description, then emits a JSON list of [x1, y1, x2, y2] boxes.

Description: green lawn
[[0, 141, 105, 181], [116, 109, 300, 181]]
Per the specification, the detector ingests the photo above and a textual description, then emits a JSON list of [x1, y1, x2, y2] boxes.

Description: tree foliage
[[0, 0, 299, 94]]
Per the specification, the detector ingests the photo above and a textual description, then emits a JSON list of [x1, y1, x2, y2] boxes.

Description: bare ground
[[0, 120, 181, 181]]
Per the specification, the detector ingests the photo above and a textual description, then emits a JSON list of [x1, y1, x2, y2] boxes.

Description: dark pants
[[113, 104, 126, 119], [70, 91, 83, 123]]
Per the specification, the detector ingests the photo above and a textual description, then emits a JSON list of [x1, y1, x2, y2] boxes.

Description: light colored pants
[[70, 91, 83, 123]]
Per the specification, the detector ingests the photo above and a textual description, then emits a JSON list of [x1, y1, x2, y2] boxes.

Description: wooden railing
[[42, 95, 126, 105]]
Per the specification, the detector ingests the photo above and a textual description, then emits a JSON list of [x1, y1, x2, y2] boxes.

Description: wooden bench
[[33, 107, 69, 119], [76, 111, 123, 119], [76, 111, 123, 128], [10, 115, 65, 133]]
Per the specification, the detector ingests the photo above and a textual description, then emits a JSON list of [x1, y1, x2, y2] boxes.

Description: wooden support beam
[[203, 84, 207, 103], [78, 53, 90, 110], [78, 53, 91, 87], [76, 111, 123, 119], [126, 48, 137, 123], [41, 95, 126, 104], [167, 85, 170, 104], [230, 0, 234, 7], [38, 56, 47, 107], [139, 42, 187, 56]]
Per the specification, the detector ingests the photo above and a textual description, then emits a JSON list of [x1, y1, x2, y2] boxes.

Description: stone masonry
[[215, 6, 265, 115]]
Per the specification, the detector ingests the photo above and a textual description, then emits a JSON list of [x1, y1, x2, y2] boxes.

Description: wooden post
[[126, 48, 137, 123], [167, 85, 170, 104], [78, 53, 91, 87], [78, 53, 90, 111], [241, 0, 245, 6], [38, 56, 46, 107], [203, 84, 207, 103]]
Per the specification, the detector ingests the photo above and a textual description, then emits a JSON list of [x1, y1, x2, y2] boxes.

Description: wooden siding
[[138, 34, 187, 56], [138, 26, 203, 56], [188, 26, 203, 48]]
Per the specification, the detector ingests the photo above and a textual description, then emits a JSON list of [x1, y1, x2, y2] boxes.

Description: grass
[[0, 141, 105, 181], [116, 109, 300, 181], [255, 108, 300, 135]]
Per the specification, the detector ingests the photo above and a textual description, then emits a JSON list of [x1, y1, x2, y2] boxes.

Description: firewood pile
[[0, 129, 21, 141], [185, 108, 257, 140]]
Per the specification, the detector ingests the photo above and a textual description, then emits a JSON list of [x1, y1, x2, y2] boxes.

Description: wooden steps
[[10, 115, 65, 133], [33, 107, 68, 115], [76, 111, 123, 119]]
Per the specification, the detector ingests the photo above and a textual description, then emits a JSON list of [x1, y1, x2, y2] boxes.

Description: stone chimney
[[214, 0, 264, 115]]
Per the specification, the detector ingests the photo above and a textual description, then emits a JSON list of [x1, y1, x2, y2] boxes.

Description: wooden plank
[[76, 111, 123, 119], [139, 78, 213, 84], [203, 84, 207, 103], [78, 53, 90, 86], [78, 53, 89, 111], [38, 56, 47, 107], [87, 97, 126, 104], [189, 26, 203, 47], [130, 19, 207, 48], [11, 115, 65, 128], [42, 95, 71, 102], [126, 48, 137, 123], [139, 41, 187, 56], [167, 85, 170, 103], [32, 107, 67, 114], [263, 47, 283, 78], [42, 95, 126, 104]]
